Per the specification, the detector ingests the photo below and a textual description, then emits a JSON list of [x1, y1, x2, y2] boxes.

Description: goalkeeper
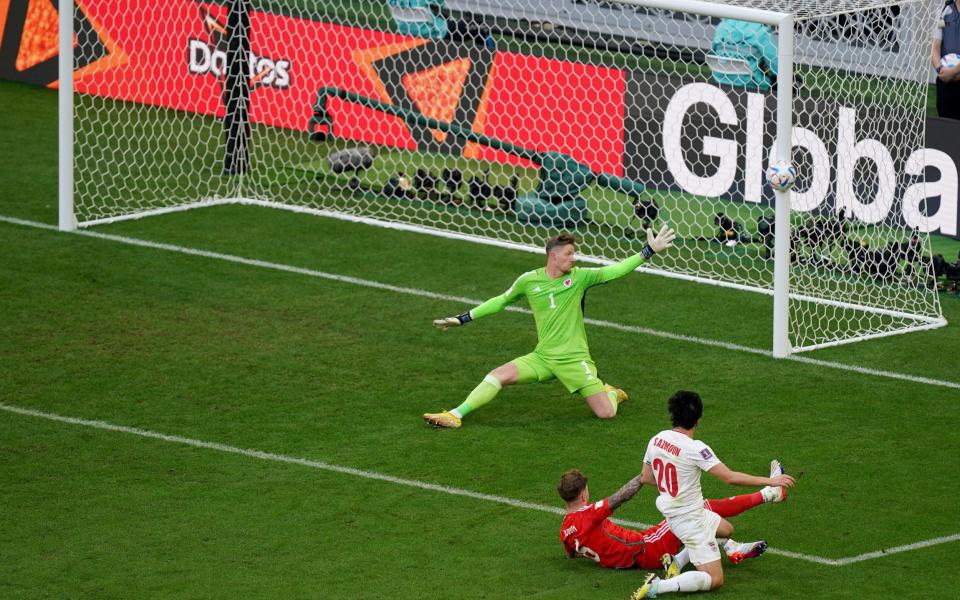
[[423, 226, 676, 428]]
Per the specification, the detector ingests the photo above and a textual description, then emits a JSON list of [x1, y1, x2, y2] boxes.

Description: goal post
[[58, 0, 75, 232], [773, 12, 795, 358], [58, 0, 947, 354]]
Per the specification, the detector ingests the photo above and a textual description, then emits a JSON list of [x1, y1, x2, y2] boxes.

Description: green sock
[[453, 375, 502, 418]]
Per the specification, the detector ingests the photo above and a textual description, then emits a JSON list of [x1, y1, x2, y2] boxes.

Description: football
[[766, 160, 797, 192], [942, 53, 960, 69]]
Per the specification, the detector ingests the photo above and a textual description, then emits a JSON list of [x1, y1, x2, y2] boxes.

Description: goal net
[[64, 0, 946, 353]]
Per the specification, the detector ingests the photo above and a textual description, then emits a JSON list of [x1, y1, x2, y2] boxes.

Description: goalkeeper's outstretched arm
[[592, 225, 675, 284], [433, 273, 530, 330], [432, 312, 474, 330]]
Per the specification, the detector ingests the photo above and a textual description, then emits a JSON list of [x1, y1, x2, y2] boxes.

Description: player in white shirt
[[632, 391, 796, 599]]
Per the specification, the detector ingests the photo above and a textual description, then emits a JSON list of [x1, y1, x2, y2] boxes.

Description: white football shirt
[[643, 429, 721, 518]]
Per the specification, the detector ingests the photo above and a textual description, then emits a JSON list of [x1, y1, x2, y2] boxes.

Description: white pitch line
[[830, 533, 960, 565], [2, 402, 956, 566], [2, 214, 957, 391]]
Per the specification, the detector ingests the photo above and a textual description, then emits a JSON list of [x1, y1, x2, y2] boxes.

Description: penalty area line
[[3, 402, 956, 567], [1, 214, 958, 391]]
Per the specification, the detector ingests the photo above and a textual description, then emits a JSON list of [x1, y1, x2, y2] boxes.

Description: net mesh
[[71, 0, 945, 351]]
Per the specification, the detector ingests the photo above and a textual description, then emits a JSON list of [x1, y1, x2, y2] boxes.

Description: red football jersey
[[559, 498, 682, 569]]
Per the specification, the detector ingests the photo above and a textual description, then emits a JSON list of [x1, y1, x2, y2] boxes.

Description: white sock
[[673, 548, 690, 570], [721, 539, 738, 554], [656, 571, 712, 594], [449, 409, 462, 418]]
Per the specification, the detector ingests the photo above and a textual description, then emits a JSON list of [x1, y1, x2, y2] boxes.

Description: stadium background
[[1, 1, 959, 599]]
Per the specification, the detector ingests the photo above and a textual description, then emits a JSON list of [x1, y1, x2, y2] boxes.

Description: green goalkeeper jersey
[[468, 252, 649, 359]]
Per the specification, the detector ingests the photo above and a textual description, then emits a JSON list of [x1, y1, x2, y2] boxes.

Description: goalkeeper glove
[[433, 312, 473, 330], [643, 224, 676, 257]]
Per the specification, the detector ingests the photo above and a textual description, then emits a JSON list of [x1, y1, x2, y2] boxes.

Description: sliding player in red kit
[[557, 464, 787, 572]]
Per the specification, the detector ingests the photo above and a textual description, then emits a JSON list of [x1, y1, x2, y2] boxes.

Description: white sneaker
[[760, 459, 787, 503], [661, 553, 681, 579], [770, 459, 784, 477], [725, 540, 768, 564], [631, 574, 660, 599]]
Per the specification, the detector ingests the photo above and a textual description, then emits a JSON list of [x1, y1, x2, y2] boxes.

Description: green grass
[[2, 78, 960, 600]]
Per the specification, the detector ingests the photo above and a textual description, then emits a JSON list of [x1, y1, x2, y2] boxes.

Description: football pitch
[[1, 80, 959, 599]]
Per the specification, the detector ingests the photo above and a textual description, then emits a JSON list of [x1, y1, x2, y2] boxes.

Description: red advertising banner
[[471, 52, 624, 173], [0, 0, 624, 175]]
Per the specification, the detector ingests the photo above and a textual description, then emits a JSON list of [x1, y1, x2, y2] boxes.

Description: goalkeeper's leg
[[563, 359, 624, 419], [423, 355, 546, 427], [454, 367, 512, 418], [581, 384, 623, 419], [453, 357, 546, 417]]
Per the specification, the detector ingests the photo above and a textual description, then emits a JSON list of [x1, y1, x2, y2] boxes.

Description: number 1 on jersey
[[652, 458, 679, 497], [548, 292, 556, 309]]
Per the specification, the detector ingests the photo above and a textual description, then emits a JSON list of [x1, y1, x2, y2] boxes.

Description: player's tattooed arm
[[608, 473, 645, 511], [640, 463, 656, 487]]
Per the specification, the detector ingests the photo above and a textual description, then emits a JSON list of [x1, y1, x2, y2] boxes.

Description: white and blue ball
[[766, 161, 797, 193], [942, 53, 960, 69]]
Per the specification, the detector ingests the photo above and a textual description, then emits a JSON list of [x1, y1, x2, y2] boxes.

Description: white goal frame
[[56, 0, 947, 356]]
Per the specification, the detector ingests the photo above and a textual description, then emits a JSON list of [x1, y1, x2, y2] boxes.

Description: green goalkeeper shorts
[[511, 352, 606, 398]]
